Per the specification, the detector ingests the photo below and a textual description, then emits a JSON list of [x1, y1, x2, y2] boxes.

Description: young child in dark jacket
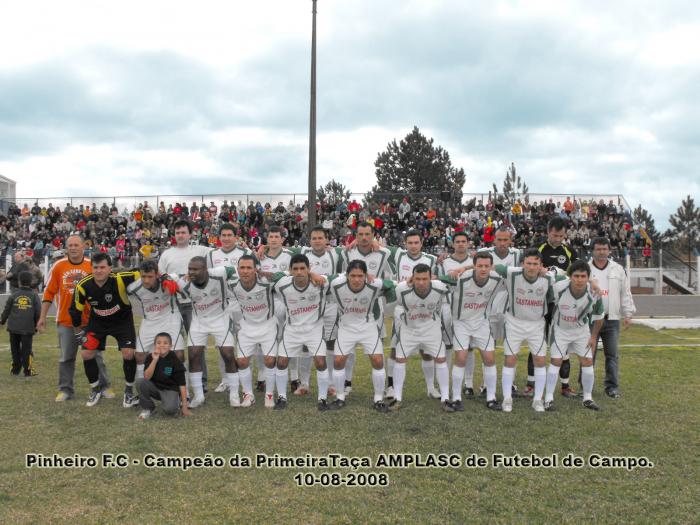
[[1, 272, 41, 376]]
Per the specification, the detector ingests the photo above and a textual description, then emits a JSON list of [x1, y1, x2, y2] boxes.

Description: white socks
[[345, 352, 356, 381], [265, 367, 276, 396], [316, 368, 329, 401], [225, 372, 239, 394], [421, 359, 436, 394], [136, 363, 145, 380], [393, 362, 406, 402], [502, 366, 515, 401], [191, 371, 204, 399], [371, 368, 385, 402], [545, 364, 561, 402], [387, 356, 395, 377], [435, 361, 449, 402], [464, 351, 475, 389], [483, 364, 497, 402], [581, 365, 594, 401], [275, 367, 288, 399], [452, 365, 465, 401], [534, 366, 546, 401], [334, 367, 346, 401], [300, 356, 312, 386], [256, 353, 266, 382], [289, 357, 299, 382], [238, 367, 253, 395]]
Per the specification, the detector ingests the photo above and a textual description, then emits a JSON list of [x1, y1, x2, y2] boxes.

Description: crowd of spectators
[[0, 194, 647, 270]]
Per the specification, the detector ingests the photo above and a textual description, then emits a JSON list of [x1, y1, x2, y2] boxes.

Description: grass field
[[1, 324, 698, 524]]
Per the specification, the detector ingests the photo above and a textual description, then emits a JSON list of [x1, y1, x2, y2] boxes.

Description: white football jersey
[[329, 275, 395, 325], [273, 275, 328, 326], [179, 266, 236, 320], [552, 281, 604, 330], [390, 248, 437, 282], [480, 246, 521, 267], [259, 249, 293, 273], [207, 245, 253, 269], [229, 277, 276, 323], [498, 266, 554, 322], [395, 281, 449, 329], [447, 270, 503, 321], [437, 254, 471, 276], [126, 278, 181, 323], [342, 246, 392, 279]]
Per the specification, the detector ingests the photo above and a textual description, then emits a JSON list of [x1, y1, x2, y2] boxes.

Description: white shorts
[[336, 323, 383, 356], [323, 302, 339, 341], [441, 303, 454, 346], [504, 318, 546, 357], [550, 328, 593, 359], [452, 318, 494, 352], [395, 322, 445, 359], [280, 321, 325, 358], [237, 317, 279, 358], [136, 317, 185, 353], [187, 315, 235, 347]]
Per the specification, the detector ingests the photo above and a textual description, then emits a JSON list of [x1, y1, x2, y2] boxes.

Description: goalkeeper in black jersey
[[70, 253, 141, 408]]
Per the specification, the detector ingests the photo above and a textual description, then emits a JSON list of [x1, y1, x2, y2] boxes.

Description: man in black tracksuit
[[1, 272, 41, 376]]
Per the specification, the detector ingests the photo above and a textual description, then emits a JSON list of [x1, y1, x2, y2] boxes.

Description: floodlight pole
[[307, 0, 318, 229]]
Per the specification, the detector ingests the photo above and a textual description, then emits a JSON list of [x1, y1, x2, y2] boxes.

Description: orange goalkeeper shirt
[[42, 257, 92, 327]]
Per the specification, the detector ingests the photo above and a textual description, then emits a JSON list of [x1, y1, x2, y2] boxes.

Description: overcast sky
[[1, 0, 698, 229]]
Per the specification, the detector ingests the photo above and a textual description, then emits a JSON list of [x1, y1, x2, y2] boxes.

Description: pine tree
[[491, 163, 529, 209], [632, 205, 659, 243], [317, 179, 351, 205]]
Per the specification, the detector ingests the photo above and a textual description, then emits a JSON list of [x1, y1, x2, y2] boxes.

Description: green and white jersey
[[342, 246, 392, 278], [259, 249, 293, 274], [329, 275, 396, 326], [480, 246, 521, 267], [389, 248, 437, 282], [229, 277, 276, 323], [126, 278, 180, 323], [441, 270, 503, 321], [495, 265, 555, 322], [395, 281, 450, 329], [437, 254, 471, 277], [551, 280, 604, 330], [273, 275, 328, 326], [299, 246, 344, 276], [207, 245, 254, 269], [179, 266, 237, 319]]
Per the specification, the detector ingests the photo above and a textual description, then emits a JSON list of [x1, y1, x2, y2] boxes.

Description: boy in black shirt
[[1, 272, 40, 376], [137, 332, 191, 419]]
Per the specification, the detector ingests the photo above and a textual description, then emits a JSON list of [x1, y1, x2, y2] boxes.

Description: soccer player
[[273, 254, 333, 411], [69, 253, 140, 408], [228, 255, 280, 408], [588, 237, 636, 398], [493, 248, 559, 413], [178, 257, 237, 408], [38, 234, 111, 402], [207, 223, 256, 394], [327, 260, 396, 412], [126, 260, 184, 380], [391, 264, 451, 412], [441, 251, 503, 411], [545, 260, 605, 411], [530, 217, 579, 398]]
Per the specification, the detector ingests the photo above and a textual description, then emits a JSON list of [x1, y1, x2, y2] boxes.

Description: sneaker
[[523, 385, 534, 398], [387, 399, 402, 412], [463, 386, 475, 399], [189, 395, 205, 408], [512, 384, 521, 397], [317, 399, 332, 412], [264, 393, 275, 408], [502, 397, 513, 413], [561, 385, 577, 398], [240, 393, 255, 408], [583, 399, 600, 411], [442, 401, 455, 413], [273, 396, 287, 410], [26, 368, 38, 377], [256, 381, 265, 392], [373, 400, 389, 413], [214, 381, 228, 393], [229, 390, 241, 408], [137, 409, 154, 420], [290, 380, 300, 393], [293, 383, 310, 396], [86, 389, 102, 407], [328, 385, 337, 397], [486, 400, 502, 411], [332, 399, 346, 409], [451, 399, 465, 412], [101, 387, 116, 399], [605, 389, 621, 399], [55, 391, 71, 402], [344, 380, 353, 396], [479, 386, 487, 398], [427, 387, 441, 400], [544, 400, 556, 411], [123, 392, 139, 408], [384, 386, 396, 400], [532, 399, 545, 412]]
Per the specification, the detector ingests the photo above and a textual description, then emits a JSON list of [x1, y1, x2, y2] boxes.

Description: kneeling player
[[328, 260, 396, 412], [391, 264, 451, 412], [545, 260, 605, 411]]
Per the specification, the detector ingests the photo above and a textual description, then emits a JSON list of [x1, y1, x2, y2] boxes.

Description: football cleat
[[264, 393, 275, 408], [442, 400, 455, 413], [561, 385, 577, 398], [544, 400, 556, 411], [240, 393, 255, 408], [344, 380, 353, 396], [290, 380, 300, 393], [332, 399, 346, 409], [479, 386, 487, 398], [86, 389, 102, 407], [384, 386, 396, 400], [229, 390, 241, 408], [583, 399, 601, 411], [387, 399, 402, 412], [427, 387, 441, 400], [502, 398, 513, 413], [273, 396, 287, 410], [189, 395, 206, 408], [317, 399, 332, 412], [214, 381, 229, 393], [451, 399, 465, 412], [532, 399, 545, 413], [486, 400, 502, 411], [463, 386, 475, 399], [293, 383, 310, 396], [373, 400, 389, 413], [137, 409, 154, 420], [123, 392, 139, 408], [55, 391, 71, 402], [605, 389, 621, 399]]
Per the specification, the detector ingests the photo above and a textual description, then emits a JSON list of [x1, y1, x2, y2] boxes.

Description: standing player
[[126, 260, 184, 381], [69, 253, 140, 408], [179, 257, 237, 408], [38, 234, 111, 402], [532, 217, 578, 397], [545, 260, 605, 411], [442, 252, 503, 411], [273, 254, 333, 411], [207, 223, 256, 394], [328, 260, 396, 412], [391, 264, 451, 412]]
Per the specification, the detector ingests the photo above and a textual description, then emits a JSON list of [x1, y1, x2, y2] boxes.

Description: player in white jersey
[[437, 231, 477, 397], [327, 260, 397, 412], [126, 260, 185, 381], [390, 264, 452, 412], [492, 248, 561, 413], [178, 257, 237, 408], [341, 222, 393, 395], [386, 230, 440, 401], [274, 253, 334, 411], [440, 251, 504, 411], [545, 260, 605, 411], [229, 255, 280, 408], [207, 223, 257, 394]]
